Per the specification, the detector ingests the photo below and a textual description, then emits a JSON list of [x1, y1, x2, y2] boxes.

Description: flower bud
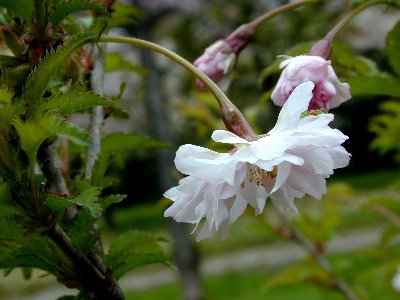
[[194, 24, 254, 90], [193, 40, 236, 90], [271, 55, 350, 110]]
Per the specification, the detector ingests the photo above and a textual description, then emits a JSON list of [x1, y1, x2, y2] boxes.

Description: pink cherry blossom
[[164, 82, 350, 240], [271, 55, 351, 110]]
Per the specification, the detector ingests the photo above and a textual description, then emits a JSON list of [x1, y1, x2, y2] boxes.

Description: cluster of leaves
[[367, 21, 400, 163], [0, 0, 171, 298]]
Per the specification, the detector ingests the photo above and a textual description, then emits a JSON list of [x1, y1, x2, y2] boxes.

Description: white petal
[[229, 196, 248, 224], [211, 130, 248, 144], [269, 81, 314, 134], [270, 188, 299, 214], [271, 162, 291, 193], [237, 175, 268, 214]]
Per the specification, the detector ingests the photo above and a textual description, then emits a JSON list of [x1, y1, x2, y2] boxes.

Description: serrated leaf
[[68, 187, 102, 218], [386, 20, 400, 77], [102, 132, 169, 152], [49, 117, 90, 146], [343, 74, 400, 97], [369, 100, 400, 161], [105, 231, 170, 279], [13, 115, 89, 166], [12, 118, 53, 165], [33, 91, 125, 119], [23, 32, 98, 111], [105, 52, 148, 75], [46, 194, 74, 215], [0, 214, 74, 278], [50, 0, 111, 26], [0, 0, 34, 19], [101, 194, 126, 209], [0, 86, 14, 103]]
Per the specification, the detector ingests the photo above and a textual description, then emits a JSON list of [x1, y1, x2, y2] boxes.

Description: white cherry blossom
[[164, 82, 350, 240]]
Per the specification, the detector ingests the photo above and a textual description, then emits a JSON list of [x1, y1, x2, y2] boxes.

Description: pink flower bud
[[193, 24, 254, 90], [193, 40, 237, 90], [271, 55, 351, 110]]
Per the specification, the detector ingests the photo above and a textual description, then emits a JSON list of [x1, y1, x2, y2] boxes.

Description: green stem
[[248, 0, 319, 29], [324, 0, 388, 41], [99, 35, 258, 140], [100, 36, 230, 107], [35, 0, 48, 39]]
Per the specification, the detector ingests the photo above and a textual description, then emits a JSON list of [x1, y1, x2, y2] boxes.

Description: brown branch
[[47, 224, 124, 300], [38, 140, 125, 299]]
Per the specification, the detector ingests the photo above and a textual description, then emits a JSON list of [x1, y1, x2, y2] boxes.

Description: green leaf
[[68, 187, 102, 218], [386, 20, 400, 77], [65, 209, 98, 253], [105, 52, 148, 75], [46, 194, 73, 215], [0, 0, 34, 19], [102, 132, 169, 152], [23, 32, 98, 111], [369, 100, 400, 161], [343, 74, 400, 97], [105, 231, 171, 279], [0, 86, 14, 104], [90, 133, 168, 186], [12, 118, 53, 165], [49, 117, 90, 146], [331, 41, 378, 75], [13, 115, 89, 165], [0, 213, 74, 278], [33, 91, 126, 119], [50, 0, 111, 26], [265, 262, 332, 289], [0, 55, 26, 67], [101, 194, 126, 209]]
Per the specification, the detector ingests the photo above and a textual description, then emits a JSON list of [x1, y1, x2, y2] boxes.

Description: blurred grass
[[124, 269, 344, 300]]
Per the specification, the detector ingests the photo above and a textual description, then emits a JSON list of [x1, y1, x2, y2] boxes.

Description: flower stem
[[324, 0, 388, 42], [247, 0, 319, 29], [99, 35, 258, 140]]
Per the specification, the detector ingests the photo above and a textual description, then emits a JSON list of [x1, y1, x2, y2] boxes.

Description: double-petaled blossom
[[271, 55, 351, 110], [193, 24, 254, 90], [164, 82, 350, 240]]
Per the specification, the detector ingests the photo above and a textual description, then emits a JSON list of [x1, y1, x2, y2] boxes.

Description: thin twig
[[274, 209, 360, 300], [86, 44, 106, 181], [38, 140, 69, 195], [370, 204, 400, 228]]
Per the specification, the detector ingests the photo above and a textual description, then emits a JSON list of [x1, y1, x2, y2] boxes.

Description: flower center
[[241, 165, 277, 188]]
